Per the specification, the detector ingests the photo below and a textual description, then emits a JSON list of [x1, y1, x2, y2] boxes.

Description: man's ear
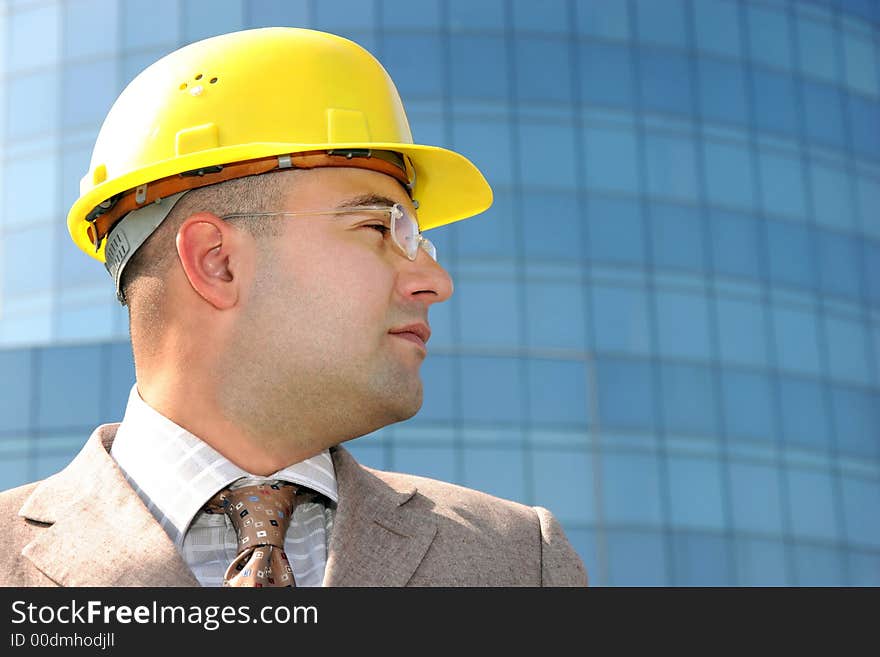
[[175, 212, 242, 310]]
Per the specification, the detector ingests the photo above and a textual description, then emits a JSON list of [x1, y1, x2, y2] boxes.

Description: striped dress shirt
[[110, 384, 338, 587]]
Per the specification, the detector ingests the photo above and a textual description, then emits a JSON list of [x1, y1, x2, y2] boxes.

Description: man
[[0, 27, 587, 587]]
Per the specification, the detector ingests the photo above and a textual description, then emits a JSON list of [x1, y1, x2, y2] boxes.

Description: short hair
[[121, 171, 292, 344]]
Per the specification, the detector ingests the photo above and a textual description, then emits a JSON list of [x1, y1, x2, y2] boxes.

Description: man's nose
[[398, 248, 454, 304]]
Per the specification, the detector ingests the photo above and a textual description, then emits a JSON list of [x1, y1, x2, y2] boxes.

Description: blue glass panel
[[455, 190, 516, 258], [415, 354, 455, 422], [246, 0, 310, 27], [450, 34, 508, 99], [864, 242, 880, 307], [794, 544, 844, 586], [824, 314, 870, 386], [779, 375, 831, 450], [345, 442, 387, 471], [698, 57, 748, 125], [528, 359, 589, 426], [4, 152, 56, 225], [655, 290, 712, 360], [381, 0, 440, 28], [787, 468, 838, 541], [831, 385, 880, 459], [452, 118, 513, 186], [858, 175, 880, 239], [650, 202, 704, 271], [606, 530, 669, 586], [710, 210, 762, 281], [592, 284, 652, 355], [672, 531, 733, 586], [393, 445, 456, 483], [667, 456, 726, 530], [106, 343, 135, 420], [735, 538, 789, 586], [838, 0, 879, 22], [693, 0, 741, 57], [703, 140, 756, 210], [62, 59, 117, 129], [766, 220, 815, 290], [515, 37, 572, 103], [38, 345, 103, 431], [523, 191, 580, 259], [4, 225, 54, 295], [575, 2, 630, 40], [314, 0, 375, 30], [7, 72, 58, 138], [382, 33, 443, 97], [460, 356, 523, 423], [0, 349, 32, 432], [123, 0, 179, 49], [584, 126, 640, 193], [848, 95, 880, 160], [660, 362, 717, 436], [729, 462, 783, 533], [532, 449, 595, 524], [643, 133, 699, 202], [721, 369, 775, 443], [601, 451, 663, 525], [9, 3, 60, 71], [639, 49, 694, 117], [511, 0, 568, 33], [796, 16, 837, 82], [841, 477, 880, 548], [586, 197, 644, 265], [34, 451, 78, 480], [802, 80, 846, 149], [843, 31, 879, 97], [751, 69, 799, 137], [596, 357, 656, 429], [578, 41, 635, 108], [564, 528, 599, 585], [0, 455, 31, 491], [759, 150, 807, 219], [811, 162, 855, 232], [182, 0, 244, 41], [518, 121, 577, 188], [64, 0, 118, 58], [447, 0, 504, 31], [848, 550, 880, 586], [747, 5, 792, 71], [525, 282, 586, 350], [463, 446, 526, 502], [458, 279, 520, 348], [635, 0, 687, 47], [716, 296, 768, 367], [772, 304, 822, 376]]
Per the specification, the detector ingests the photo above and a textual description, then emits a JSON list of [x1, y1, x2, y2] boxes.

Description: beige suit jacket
[[0, 424, 587, 587]]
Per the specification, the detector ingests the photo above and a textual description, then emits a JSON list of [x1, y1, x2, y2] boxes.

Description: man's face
[[220, 166, 453, 445]]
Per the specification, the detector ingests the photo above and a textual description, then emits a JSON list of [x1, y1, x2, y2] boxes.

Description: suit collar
[[18, 424, 200, 587], [323, 446, 437, 586]]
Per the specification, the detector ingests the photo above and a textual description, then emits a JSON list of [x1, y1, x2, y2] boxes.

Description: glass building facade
[[1, 0, 879, 585]]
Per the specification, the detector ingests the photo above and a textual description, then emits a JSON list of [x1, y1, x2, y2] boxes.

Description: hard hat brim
[[68, 142, 493, 263]]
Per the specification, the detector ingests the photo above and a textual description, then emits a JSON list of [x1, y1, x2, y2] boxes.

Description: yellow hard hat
[[67, 26, 492, 265]]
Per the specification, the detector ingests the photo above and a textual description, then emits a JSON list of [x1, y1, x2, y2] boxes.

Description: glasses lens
[[420, 238, 437, 261], [392, 204, 420, 260]]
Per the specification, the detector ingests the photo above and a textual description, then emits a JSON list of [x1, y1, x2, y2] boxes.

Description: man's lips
[[389, 323, 431, 350]]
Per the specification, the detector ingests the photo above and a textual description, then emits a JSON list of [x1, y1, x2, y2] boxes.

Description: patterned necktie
[[204, 482, 299, 587]]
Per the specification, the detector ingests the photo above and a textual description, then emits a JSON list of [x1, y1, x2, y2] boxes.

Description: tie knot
[[205, 482, 299, 553]]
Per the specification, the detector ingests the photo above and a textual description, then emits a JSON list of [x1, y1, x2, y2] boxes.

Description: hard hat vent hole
[[195, 73, 203, 80], [210, 77, 218, 84]]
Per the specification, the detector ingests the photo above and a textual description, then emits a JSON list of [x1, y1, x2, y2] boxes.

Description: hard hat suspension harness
[[85, 149, 415, 253]]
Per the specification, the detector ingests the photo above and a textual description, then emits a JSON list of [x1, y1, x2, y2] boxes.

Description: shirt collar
[[110, 384, 338, 546]]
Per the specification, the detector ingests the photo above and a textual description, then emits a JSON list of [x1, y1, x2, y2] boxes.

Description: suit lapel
[[323, 446, 437, 586], [19, 425, 199, 587]]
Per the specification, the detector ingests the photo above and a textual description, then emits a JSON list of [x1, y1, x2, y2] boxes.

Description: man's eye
[[365, 224, 390, 235]]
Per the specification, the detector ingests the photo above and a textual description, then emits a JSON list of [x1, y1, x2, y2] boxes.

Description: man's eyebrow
[[334, 193, 398, 209]]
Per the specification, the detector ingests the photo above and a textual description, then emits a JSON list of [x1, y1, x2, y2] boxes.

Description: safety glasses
[[221, 203, 436, 262]]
